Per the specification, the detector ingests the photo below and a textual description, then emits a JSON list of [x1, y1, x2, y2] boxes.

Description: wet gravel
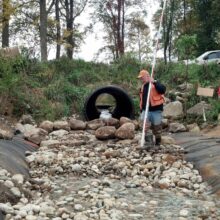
[[0, 129, 220, 220]]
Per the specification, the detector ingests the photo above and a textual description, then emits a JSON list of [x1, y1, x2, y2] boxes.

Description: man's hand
[[149, 77, 155, 83]]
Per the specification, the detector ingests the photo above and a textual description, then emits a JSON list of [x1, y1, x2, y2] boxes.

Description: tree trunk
[[121, 0, 125, 56], [55, 0, 61, 59], [2, 0, 10, 47], [168, 0, 175, 61], [40, 0, 48, 61], [163, 0, 175, 64], [112, 15, 118, 59], [117, 0, 121, 57], [137, 28, 141, 62], [183, 0, 186, 32], [163, 11, 167, 64], [117, 0, 125, 57], [65, 0, 74, 59], [168, 30, 173, 61]]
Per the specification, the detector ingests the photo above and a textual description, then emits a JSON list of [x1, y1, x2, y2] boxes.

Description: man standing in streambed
[[138, 69, 166, 149]]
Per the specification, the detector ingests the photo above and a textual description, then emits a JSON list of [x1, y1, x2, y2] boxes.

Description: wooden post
[[197, 87, 214, 122]]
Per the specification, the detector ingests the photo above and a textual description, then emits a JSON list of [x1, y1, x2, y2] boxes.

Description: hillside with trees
[[0, 0, 220, 123]]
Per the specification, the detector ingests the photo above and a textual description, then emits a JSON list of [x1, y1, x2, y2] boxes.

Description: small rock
[[0, 203, 14, 214], [12, 174, 24, 184], [71, 164, 82, 172], [4, 180, 14, 188], [10, 187, 21, 197], [74, 204, 83, 211], [179, 209, 189, 217]]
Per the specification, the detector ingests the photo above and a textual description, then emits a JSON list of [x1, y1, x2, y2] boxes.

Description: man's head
[[137, 69, 150, 83]]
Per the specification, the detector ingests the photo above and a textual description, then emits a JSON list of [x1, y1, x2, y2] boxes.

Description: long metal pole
[[140, 0, 167, 147]]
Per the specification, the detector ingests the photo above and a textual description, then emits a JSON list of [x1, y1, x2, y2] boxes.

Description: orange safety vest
[[139, 83, 165, 110], [218, 87, 220, 96]]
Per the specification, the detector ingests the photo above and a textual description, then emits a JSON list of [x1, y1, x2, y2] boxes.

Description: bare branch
[[47, 0, 56, 14]]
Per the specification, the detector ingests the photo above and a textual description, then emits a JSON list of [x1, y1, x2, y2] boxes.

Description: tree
[[61, 0, 88, 59], [11, 0, 55, 60], [40, 0, 48, 61], [93, 0, 126, 59], [2, 0, 10, 47], [92, 0, 147, 60], [55, 0, 61, 59], [153, 0, 187, 63], [162, 0, 175, 63], [9, 0, 40, 58], [1, 0, 15, 47], [176, 34, 197, 61], [153, 0, 220, 61], [40, 0, 56, 61], [193, 0, 220, 55], [176, 34, 197, 83], [126, 16, 150, 62]]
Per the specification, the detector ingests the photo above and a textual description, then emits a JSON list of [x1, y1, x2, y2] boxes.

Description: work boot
[[151, 137, 161, 151], [155, 137, 161, 146], [152, 124, 162, 144], [144, 131, 154, 149]]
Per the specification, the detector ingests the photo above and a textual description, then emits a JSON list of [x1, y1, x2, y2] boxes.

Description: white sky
[[74, 1, 159, 62], [47, 1, 160, 61]]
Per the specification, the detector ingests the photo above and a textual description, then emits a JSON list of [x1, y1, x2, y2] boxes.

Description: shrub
[[1, 54, 220, 122], [206, 99, 220, 123]]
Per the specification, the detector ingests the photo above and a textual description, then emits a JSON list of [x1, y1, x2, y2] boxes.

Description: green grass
[[0, 54, 219, 123]]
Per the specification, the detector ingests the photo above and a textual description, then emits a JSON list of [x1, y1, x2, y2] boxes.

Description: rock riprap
[[0, 117, 219, 219]]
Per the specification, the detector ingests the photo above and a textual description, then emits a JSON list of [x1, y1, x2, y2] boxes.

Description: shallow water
[[50, 175, 220, 220]]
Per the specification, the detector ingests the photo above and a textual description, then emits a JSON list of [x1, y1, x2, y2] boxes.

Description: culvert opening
[[83, 85, 135, 121], [95, 93, 116, 113]]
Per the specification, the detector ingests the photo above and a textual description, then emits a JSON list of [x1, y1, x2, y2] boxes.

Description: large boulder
[[49, 129, 69, 138], [19, 114, 35, 125], [161, 136, 176, 145], [169, 122, 186, 133], [104, 118, 120, 128], [0, 128, 13, 140], [0, 119, 14, 140], [87, 119, 105, 130], [187, 101, 212, 116], [95, 126, 116, 140], [161, 118, 169, 128], [177, 83, 193, 92], [119, 117, 138, 129], [115, 122, 135, 139], [53, 120, 70, 131], [186, 123, 200, 133], [39, 120, 54, 133], [119, 117, 132, 126], [14, 123, 26, 134], [69, 118, 86, 130], [24, 126, 48, 145], [163, 101, 183, 119]]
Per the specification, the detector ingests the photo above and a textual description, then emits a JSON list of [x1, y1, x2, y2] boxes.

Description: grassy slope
[[0, 55, 219, 123]]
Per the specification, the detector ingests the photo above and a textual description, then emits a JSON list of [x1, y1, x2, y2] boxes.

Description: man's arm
[[153, 81, 166, 94]]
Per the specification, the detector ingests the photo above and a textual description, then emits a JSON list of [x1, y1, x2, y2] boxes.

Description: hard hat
[[137, 69, 150, 78]]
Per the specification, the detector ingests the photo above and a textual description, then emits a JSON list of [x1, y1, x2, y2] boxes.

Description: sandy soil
[[202, 125, 220, 137]]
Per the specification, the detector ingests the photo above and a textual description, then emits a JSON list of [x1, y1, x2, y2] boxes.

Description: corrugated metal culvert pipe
[[83, 85, 135, 121]]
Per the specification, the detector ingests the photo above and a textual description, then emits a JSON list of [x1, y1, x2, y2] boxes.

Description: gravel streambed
[[0, 130, 219, 220]]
